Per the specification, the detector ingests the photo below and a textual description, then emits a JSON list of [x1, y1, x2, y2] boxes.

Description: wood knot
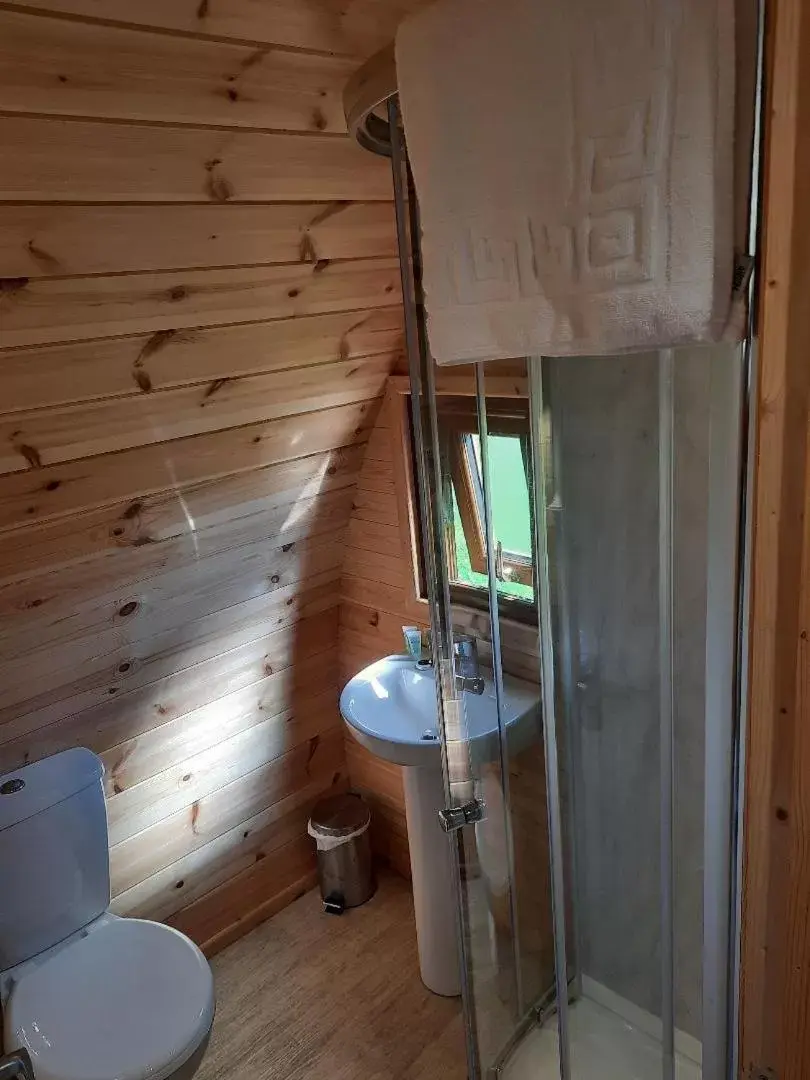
[[123, 500, 143, 520], [205, 172, 234, 202], [299, 233, 317, 264], [27, 241, 62, 272], [202, 377, 228, 403], [306, 734, 321, 769], [133, 368, 153, 393], [240, 48, 268, 71], [136, 328, 176, 364], [168, 285, 187, 302], [18, 444, 42, 469], [0, 277, 29, 296]]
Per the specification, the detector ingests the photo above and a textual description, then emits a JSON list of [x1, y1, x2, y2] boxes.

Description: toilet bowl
[[0, 748, 215, 1080], [2, 915, 214, 1080]]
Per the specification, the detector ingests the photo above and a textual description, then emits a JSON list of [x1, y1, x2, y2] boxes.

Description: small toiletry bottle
[[402, 626, 422, 660], [402, 626, 431, 663]]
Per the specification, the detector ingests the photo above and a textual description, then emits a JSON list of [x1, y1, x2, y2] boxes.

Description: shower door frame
[[388, 97, 565, 1078], [388, 94, 482, 1079]]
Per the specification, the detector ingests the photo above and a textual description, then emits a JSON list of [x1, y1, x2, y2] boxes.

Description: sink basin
[[340, 653, 542, 999], [340, 655, 540, 767]]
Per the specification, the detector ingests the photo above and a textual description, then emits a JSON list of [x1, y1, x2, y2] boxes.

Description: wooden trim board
[[739, 1, 810, 1077]]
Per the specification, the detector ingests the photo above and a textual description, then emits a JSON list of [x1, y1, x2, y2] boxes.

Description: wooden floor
[[196, 870, 467, 1080]]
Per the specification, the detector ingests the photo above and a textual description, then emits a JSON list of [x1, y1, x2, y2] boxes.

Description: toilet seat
[[5, 917, 215, 1080]]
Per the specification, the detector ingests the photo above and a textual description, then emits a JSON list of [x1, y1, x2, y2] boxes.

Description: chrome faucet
[[0, 1048, 35, 1080], [454, 635, 485, 695]]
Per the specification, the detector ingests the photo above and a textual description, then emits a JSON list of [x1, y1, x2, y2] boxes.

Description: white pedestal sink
[[339, 655, 540, 998]]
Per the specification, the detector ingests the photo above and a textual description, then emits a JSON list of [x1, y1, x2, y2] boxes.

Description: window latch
[[494, 539, 505, 582]]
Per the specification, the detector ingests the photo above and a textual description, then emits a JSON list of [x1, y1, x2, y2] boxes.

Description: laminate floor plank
[[197, 871, 466, 1080]]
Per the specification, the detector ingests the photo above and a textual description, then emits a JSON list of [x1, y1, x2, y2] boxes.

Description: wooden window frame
[[439, 402, 534, 592], [385, 370, 539, 634]]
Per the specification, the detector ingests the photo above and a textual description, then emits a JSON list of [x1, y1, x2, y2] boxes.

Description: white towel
[[395, 0, 737, 364]]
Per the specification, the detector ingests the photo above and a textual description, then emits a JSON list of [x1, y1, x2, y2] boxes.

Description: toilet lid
[[5, 918, 215, 1080]]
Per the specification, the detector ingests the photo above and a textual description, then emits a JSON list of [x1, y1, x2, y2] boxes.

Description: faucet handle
[[453, 634, 478, 661], [453, 635, 480, 675], [453, 635, 484, 694], [455, 673, 485, 695]]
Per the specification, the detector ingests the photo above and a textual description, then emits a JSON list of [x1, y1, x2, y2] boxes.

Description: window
[[436, 396, 537, 621]]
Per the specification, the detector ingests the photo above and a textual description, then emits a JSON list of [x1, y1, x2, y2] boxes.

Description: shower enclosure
[[345, 27, 761, 1076]]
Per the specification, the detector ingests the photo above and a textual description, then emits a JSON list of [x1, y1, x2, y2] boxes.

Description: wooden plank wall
[[0, 0, 419, 955], [340, 390, 414, 877]]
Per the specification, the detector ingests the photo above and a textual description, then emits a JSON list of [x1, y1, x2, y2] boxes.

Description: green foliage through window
[[449, 433, 534, 604]]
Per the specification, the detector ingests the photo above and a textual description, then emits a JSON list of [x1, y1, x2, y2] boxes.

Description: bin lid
[[309, 793, 371, 837]]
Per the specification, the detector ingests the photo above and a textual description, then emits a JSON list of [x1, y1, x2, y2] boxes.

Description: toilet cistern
[[0, 748, 215, 1080]]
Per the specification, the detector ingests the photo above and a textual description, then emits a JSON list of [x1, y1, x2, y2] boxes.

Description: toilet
[[0, 748, 215, 1080]]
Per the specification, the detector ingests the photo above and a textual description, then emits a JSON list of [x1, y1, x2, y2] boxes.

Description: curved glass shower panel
[[506, 345, 747, 1080], [548, 352, 668, 1080]]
